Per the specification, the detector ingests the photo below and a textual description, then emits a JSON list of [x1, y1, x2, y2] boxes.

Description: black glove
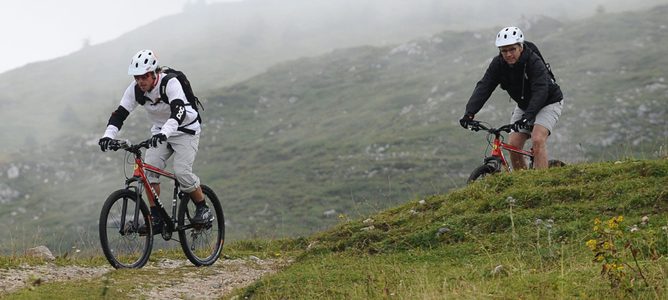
[[150, 133, 167, 148], [459, 114, 475, 129], [98, 137, 112, 152], [513, 118, 531, 132]]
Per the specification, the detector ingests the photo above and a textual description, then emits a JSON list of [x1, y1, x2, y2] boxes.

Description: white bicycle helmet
[[495, 27, 524, 47], [128, 49, 159, 76]]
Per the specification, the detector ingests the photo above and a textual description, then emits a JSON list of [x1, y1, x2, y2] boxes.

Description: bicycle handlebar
[[466, 121, 514, 134], [107, 139, 152, 154]]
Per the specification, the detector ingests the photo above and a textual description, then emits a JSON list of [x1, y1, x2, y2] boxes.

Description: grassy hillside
[[0, 6, 667, 253], [231, 158, 668, 298], [195, 5, 667, 238], [2, 158, 667, 299]]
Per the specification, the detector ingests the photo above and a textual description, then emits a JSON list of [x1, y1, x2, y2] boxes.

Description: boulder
[[26, 246, 55, 261]]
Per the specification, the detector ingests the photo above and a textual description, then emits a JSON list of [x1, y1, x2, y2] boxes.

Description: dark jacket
[[465, 41, 563, 121]]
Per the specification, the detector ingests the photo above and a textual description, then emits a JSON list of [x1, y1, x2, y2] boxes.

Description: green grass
[[228, 158, 668, 299], [2, 159, 667, 299]]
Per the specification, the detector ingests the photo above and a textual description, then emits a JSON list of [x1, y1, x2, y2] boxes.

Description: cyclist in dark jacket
[[460, 26, 564, 169]]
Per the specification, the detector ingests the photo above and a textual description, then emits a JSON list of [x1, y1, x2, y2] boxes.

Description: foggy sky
[[1, 0, 665, 74], [0, 0, 240, 73]]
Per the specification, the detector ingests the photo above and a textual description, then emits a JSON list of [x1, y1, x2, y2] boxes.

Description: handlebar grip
[[500, 124, 514, 133], [140, 139, 152, 149], [468, 121, 486, 132], [108, 139, 129, 151]]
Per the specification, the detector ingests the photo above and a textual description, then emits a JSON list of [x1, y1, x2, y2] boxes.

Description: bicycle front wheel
[[178, 184, 225, 266], [467, 164, 499, 183], [99, 189, 153, 269]]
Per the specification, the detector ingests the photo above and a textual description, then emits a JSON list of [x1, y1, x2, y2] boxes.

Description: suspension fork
[[488, 135, 510, 172], [118, 176, 144, 232]]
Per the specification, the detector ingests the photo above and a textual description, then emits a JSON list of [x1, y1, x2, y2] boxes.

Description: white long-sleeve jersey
[[103, 73, 201, 139]]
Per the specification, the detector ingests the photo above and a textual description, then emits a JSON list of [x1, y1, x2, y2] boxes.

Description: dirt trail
[[0, 257, 287, 299], [0, 264, 110, 294]]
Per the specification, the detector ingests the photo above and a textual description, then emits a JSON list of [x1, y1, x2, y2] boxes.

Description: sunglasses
[[133, 73, 152, 81]]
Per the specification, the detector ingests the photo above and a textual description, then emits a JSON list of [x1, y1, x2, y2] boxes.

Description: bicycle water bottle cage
[[484, 157, 503, 171]]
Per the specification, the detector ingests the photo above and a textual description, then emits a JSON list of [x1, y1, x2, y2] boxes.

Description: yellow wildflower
[[586, 239, 597, 251], [607, 218, 619, 229], [603, 241, 613, 250]]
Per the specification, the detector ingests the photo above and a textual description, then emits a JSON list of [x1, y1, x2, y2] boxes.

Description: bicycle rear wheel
[[548, 159, 567, 167], [99, 189, 153, 269], [467, 164, 499, 183], [178, 184, 225, 266]]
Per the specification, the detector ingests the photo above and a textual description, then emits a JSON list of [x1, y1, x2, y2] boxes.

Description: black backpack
[[524, 41, 557, 83], [134, 67, 203, 123]]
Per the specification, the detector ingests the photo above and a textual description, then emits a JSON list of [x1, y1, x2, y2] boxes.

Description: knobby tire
[[99, 189, 153, 269], [178, 184, 225, 266], [467, 164, 499, 184]]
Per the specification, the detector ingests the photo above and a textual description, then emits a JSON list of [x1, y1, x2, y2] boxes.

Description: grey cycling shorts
[[510, 101, 563, 135], [145, 133, 201, 193]]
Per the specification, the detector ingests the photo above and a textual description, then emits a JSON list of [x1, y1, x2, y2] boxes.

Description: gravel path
[[0, 264, 111, 294], [0, 257, 288, 299], [141, 257, 288, 299]]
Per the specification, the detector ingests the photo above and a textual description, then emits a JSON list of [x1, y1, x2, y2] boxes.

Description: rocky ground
[[0, 256, 288, 299]]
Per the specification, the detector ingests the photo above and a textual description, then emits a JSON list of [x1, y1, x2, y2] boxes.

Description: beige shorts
[[145, 133, 201, 193], [510, 101, 563, 135]]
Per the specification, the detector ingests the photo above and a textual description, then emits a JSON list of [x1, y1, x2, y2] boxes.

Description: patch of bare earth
[[141, 257, 289, 299], [0, 264, 111, 294], [0, 257, 289, 299]]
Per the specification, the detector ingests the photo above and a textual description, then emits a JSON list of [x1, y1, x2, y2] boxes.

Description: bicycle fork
[[486, 139, 508, 172], [117, 181, 142, 236], [118, 176, 176, 239]]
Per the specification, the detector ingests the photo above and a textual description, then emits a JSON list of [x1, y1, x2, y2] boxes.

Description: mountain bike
[[98, 139, 225, 268], [465, 120, 566, 183]]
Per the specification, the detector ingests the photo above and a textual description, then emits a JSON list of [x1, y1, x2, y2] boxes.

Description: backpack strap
[[134, 84, 151, 105], [524, 41, 556, 83], [159, 73, 197, 108], [159, 73, 201, 134], [159, 73, 177, 105]]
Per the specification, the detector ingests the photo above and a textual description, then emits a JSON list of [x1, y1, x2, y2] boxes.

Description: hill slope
[[2, 158, 667, 298], [235, 158, 668, 298], [0, 6, 667, 252], [192, 5, 668, 237]]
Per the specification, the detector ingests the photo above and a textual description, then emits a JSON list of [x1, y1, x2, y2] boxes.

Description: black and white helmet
[[495, 27, 524, 47], [128, 49, 159, 76]]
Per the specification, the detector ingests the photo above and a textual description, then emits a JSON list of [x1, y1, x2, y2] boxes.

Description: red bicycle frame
[[117, 139, 184, 236], [470, 122, 535, 172], [132, 157, 177, 205], [490, 136, 534, 172]]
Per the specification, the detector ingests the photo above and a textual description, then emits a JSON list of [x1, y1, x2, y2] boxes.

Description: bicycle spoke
[[100, 191, 152, 268], [178, 185, 225, 266]]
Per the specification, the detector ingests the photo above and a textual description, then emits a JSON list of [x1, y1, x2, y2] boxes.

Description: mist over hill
[[0, 2, 667, 253], [0, 0, 665, 153]]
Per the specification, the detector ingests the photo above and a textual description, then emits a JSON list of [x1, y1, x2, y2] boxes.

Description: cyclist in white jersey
[[98, 50, 210, 233]]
